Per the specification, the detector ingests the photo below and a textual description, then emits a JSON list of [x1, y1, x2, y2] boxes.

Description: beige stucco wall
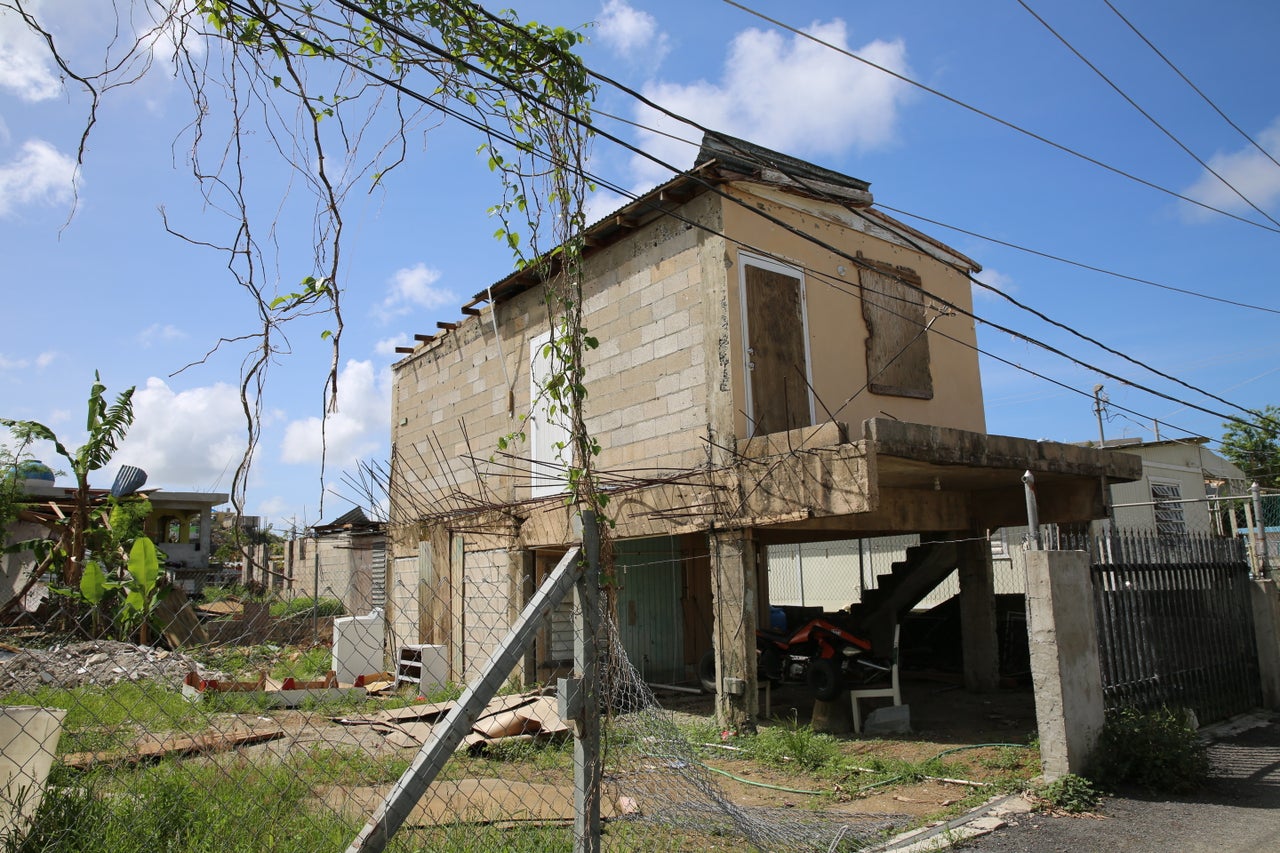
[[391, 192, 725, 516], [718, 183, 987, 438], [1109, 442, 1246, 533]]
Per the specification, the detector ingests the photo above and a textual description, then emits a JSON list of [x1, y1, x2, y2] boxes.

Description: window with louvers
[[1150, 481, 1187, 536]]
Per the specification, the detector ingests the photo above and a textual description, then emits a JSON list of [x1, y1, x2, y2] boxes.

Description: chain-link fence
[[0, 514, 926, 853]]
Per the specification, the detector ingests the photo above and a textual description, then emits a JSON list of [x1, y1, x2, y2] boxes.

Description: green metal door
[[613, 537, 684, 684]]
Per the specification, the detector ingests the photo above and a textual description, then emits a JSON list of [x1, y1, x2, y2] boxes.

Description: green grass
[[0, 681, 215, 755], [270, 597, 345, 619], [746, 721, 842, 773]]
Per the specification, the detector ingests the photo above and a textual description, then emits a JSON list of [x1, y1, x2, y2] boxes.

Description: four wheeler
[[699, 614, 889, 702]]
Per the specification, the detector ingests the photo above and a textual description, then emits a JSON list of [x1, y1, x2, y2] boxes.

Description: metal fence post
[[1023, 471, 1042, 550], [574, 510, 602, 853], [1252, 482, 1272, 579]]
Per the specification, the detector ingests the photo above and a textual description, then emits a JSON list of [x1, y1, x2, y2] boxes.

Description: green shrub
[[1035, 773, 1100, 813], [1093, 707, 1208, 793]]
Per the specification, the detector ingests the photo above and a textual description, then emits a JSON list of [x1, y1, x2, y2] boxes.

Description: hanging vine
[[6, 0, 604, 522]]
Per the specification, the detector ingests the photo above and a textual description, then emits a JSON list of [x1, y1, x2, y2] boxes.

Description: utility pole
[[1094, 384, 1117, 559]]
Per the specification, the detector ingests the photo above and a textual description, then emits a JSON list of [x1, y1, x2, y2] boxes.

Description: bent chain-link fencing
[[0, 525, 909, 852]]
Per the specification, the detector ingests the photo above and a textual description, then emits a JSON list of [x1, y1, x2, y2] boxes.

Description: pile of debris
[[0, 640, 221, 692]]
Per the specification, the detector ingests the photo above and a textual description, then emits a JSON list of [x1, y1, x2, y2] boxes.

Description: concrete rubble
[[0, 640, 221, 692]]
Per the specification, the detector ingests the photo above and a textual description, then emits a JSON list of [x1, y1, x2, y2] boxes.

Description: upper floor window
[[860, 260, 934, 400]]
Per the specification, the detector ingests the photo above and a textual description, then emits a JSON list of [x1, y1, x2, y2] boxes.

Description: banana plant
[[79, 559, 122, 638], [122, 536, 163, 645], [1, 372, 135, 588]]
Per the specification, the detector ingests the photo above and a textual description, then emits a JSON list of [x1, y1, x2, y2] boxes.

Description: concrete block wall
[[290, 534, 374, 616], [460, 546, 511, 681], [391, 192, 724, 515]]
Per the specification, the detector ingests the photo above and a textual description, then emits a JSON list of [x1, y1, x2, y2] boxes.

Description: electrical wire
[[1103, 0, 1280, 175], [1014, 0, 1280, 230], [717, 0, 1280, 235], [220, 1, 1275, 439], [592, 105, 1280, 318], [876, 203, 1280, 316]]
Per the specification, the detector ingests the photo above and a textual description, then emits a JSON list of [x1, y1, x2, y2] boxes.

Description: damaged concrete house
[[385, 133, 1141, 726]]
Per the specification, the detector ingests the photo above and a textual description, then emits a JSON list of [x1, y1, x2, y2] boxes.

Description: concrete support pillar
[[710, 529, 759, 732], [958, 534, 1000, 692], [510, 549, 536, 688], [1250, 579, 1280, 711], [1025, 550, 1104, 780], [198, 509, 213, 559]]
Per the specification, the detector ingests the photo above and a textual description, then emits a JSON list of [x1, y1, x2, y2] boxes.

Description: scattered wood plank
[[61, 723, 285, 769]]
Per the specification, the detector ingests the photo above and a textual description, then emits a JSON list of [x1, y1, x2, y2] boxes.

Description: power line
[[1014, 0, 1280, 230], [876, 203, 1280, 316], [593, 102, 1280, 321], [718, 0, 1280, 235], [225, 1, 1275, 436], [1103, 0, 1280, 175]]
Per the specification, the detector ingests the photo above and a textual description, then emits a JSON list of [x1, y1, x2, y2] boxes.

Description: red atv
[[700, 614, 887, 702]]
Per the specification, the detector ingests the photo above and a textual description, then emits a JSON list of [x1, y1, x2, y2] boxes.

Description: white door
[[529, 330, 571, 497]]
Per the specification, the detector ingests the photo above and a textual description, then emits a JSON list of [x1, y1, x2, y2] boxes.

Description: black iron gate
[[1088, 532, 1261, 725]]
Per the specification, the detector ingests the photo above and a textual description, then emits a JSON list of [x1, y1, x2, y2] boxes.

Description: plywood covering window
[[739, 255, 814, 435], [860, 261, 934, 399]]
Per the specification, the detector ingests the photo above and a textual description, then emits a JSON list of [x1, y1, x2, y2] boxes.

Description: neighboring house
[[1101, 437, 1246, 537], [3, 478, 228, 602], [386, 133, 1140, 723], [768, 437, 1249, 613], [290, 507, 386, 617]]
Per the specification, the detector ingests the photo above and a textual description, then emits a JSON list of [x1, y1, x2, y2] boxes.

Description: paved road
[[951, 716, 1280, 853]]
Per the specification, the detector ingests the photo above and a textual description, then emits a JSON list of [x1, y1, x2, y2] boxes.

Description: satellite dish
[[111, 465, 148, 498]]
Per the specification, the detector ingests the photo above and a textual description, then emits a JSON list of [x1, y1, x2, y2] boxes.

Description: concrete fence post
[[1024, 550, 1104, 780], [1250, 579, 1280, 711]]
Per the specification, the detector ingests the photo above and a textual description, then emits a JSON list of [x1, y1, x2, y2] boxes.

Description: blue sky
[[2, 0, 1278, 528]]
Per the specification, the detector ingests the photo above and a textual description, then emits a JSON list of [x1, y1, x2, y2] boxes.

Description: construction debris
[[334, 689, 569, 750], [181, 670, 367, 709], [61, 723, 285, 769], [0, 641, 218, 692]]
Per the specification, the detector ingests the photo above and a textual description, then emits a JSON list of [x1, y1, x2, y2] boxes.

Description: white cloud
[[280, 359, 389, 468], [971, 268, 1016, 299], [0, 1, 202, 104], [596, 0, 669, 66], [109, 378, 246, 490], [137, 323, 187, 347], [630, 20, 911, 186], [0, 4, 62, 101], [0, 139, 77, 217], [583, 189, 628, 227], [1181, 117, 1280, 221], [0, 349, 58, 371], [374, 263, 456, 322], [374, 334, 409, 357]]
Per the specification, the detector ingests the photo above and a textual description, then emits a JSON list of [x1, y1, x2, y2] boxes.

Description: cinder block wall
[[391, 192, 725, 516]]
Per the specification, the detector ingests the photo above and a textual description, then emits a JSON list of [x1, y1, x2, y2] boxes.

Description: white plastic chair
[[849, 623, 902, 734]]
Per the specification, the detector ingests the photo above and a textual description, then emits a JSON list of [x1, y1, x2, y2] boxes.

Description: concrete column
[[958, 534, 1000, 692], [1250, 579, 1280, 711], [1025, 550, 1104, 780], [510, 549, 536, 688], [710, 529, 759, 732], [198, 509, 213, 559]]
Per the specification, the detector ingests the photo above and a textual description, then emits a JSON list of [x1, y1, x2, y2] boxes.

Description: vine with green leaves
[[8, 0, 607, 525]]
